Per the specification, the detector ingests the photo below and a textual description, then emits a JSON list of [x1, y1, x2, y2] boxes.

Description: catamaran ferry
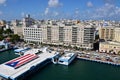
[[58, 52, 77, 65]]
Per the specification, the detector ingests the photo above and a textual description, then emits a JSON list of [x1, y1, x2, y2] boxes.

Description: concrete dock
[[0, 48, 59, 80]]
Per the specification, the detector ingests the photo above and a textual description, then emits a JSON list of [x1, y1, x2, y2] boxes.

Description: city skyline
[[0, 0, 120, 20]]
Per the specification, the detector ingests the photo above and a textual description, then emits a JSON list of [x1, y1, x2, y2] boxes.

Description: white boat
[[14, 47, 30, 55], [58, 52, 77, 65]]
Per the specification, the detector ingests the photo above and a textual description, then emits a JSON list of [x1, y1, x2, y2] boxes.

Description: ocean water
[[0, 50, 19, 64], [29, 59, 120, 80], [0, 50, 120, 80]]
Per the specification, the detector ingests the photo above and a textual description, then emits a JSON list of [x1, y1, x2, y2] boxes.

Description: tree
[[4, 29, 13, 35], [0, 35, 4, 41], [95, 35, 99, 40], [0, 28, 3, 34], [11, 34, 20, 43]]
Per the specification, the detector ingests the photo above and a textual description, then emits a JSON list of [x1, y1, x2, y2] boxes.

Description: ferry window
[[59, 61, 64, 63]]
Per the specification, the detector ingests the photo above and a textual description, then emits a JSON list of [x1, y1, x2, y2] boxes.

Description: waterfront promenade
[[77, 51, 120, 66]]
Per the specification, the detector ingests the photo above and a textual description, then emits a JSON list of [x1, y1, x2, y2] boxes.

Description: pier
[[77, 52, 120, 66], [0, 47, 59, 80]]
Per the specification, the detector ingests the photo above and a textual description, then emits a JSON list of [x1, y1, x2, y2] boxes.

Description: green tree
[[0, 28, 3, 34], [0, 35, 4, 41], [4, 29, 13, 35], [95, 35, 99, 40], [11, 34, 20, 43]]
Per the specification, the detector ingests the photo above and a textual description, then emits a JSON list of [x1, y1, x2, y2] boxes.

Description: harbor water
[[0, 50, 120, 80]]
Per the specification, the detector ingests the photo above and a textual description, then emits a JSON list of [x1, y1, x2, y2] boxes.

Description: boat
[[58, 52, 77, 65], [52, 52, 60, 64], [14, 47, 31, 56]]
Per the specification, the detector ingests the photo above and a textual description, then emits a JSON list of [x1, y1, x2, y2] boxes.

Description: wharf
[[0, 48, 59, 80], [77, 56, 120, 66]]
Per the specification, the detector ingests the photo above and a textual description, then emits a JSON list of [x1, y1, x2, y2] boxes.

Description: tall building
[[22, 14, 34, 27], [23, 25, 43, 43], [99, 27, 114, 41], [12, 20, 23, 38], [23, 22, 95, 49], [99, 27, 120, 54], [114, 28, 120, 42], [63, 25, 72, 45]]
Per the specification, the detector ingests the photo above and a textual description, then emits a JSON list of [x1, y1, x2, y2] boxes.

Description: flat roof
[[0, 48, 57, 79], [100, 41, 120, 46], [59, 53, 75, 61], [14, 47, 29, 52]]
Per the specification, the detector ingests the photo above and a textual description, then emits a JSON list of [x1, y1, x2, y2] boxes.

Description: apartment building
[[99, 27, 114, 41], [114, 28, 120, 42], [23, 26, 43, 43], [23, 23, 95, 49]]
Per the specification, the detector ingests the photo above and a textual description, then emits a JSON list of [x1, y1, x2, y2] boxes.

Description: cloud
[[90, 3, 120, 20], [43, 0, 63, 19], [75, 8, 79, 14], [87, 1, 93, 7], [0, 0, 6, 4], [54, 11, 59, 16], [21, 12, 25, 17], [44, 8, 49, 15], [48, 0, 62, 7]]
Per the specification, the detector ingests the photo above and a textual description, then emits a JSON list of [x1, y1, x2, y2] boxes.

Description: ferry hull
[[58, 53, 77, 66]]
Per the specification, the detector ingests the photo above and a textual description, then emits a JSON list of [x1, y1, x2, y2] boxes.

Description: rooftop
[[0, 48, 57, 79], [101, 41, 120, 46]]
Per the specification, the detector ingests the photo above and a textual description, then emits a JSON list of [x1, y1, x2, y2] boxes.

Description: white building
[[23, 21, 95, 49], [23, 25, 43, 44]]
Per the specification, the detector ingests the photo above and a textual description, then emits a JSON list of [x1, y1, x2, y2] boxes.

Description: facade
[[63, 25, 72, 45], [22, 14, 34, 27], [99, 41, 120, 54], [99, 27, 114, 41], [23, 26, 43, 43], [12, 20, 23, 38], [23, 23, 95, 49], [114, 28, 120, 42]]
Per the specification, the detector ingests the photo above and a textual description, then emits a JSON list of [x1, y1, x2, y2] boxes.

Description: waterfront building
[[23, 22, 95, 49], [23, 25, 43, 44], [99, 27, 114, 41], [99, 41, 120, 54], [114, 28, 120, 42]]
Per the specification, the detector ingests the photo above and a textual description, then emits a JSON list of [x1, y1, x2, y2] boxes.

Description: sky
[[0, 0, 120, 20]]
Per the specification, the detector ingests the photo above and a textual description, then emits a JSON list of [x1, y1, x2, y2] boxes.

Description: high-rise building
[[23, 23, 95, 49]]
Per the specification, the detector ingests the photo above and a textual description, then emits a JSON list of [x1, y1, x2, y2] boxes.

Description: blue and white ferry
[[14, 47, 31, 55], [58, 52, 77, 65]]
